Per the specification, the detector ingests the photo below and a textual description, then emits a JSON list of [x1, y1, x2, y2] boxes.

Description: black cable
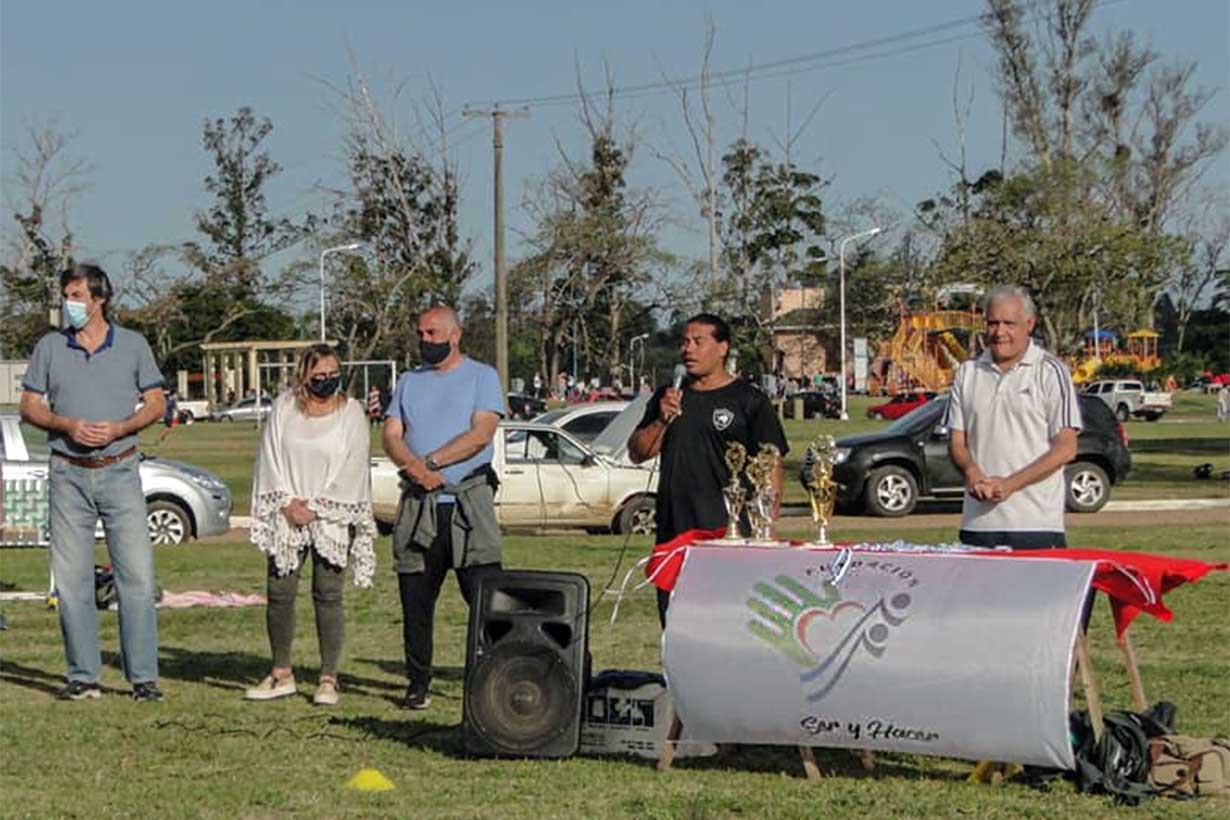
[[470, 0, 1125, 111]]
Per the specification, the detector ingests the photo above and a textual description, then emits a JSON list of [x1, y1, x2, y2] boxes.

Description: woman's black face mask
[[307, 375, 341, 398]]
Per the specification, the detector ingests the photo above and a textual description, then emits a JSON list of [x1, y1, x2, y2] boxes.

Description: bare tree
[[1, 120, 91, 355], [518, 64, 672, 387], [1172, 193, 1230, 351], [316, 61, 477, 366], [654, 18, 720, 279]]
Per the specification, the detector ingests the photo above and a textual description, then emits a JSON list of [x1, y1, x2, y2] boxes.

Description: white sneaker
[[244, 674, 296, 701], [313, 679, 340, 707]]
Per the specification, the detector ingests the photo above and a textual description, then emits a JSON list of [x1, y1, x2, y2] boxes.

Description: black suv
[[831, 395, 1131, 517]]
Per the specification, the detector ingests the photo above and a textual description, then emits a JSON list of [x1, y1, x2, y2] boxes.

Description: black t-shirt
[[636, 378, 789, 543]]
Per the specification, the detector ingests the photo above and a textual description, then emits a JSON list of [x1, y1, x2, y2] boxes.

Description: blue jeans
[[49, 453, 159, 684]]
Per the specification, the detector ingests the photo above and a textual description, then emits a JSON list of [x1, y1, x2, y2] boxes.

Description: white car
[[371, 418, 658, 534], [0, 413, 233, 546], [533, 401, 629, 444]]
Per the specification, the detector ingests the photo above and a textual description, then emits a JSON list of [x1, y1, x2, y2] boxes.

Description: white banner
[[662, 547, 1095, 768], [853, 337, 869, 393]]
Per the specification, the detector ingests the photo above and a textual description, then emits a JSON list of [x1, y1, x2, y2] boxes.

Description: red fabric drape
[[646, 535, 1227, 638]]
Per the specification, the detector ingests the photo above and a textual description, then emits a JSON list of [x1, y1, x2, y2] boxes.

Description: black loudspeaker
[[462, 570, 590, 758]]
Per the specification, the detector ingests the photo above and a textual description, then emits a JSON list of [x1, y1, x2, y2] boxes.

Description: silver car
[[0, 413, 232, 546], [210, 395, 273, 422]]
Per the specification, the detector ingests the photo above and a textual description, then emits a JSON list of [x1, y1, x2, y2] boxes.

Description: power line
[[472, 0, 1125, 110]]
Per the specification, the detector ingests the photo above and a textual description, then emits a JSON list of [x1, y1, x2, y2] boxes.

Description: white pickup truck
[[1082, 380, 1172, 422], [176, 399, 212, 421]]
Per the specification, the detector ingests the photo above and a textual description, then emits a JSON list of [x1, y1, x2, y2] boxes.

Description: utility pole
[[464, 105, 529, 394]]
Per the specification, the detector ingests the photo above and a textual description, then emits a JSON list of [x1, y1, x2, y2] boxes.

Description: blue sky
[[2, 0, 1227, 293]]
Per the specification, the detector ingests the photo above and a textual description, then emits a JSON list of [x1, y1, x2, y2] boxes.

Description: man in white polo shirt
[[944, 284, 1081, 548]]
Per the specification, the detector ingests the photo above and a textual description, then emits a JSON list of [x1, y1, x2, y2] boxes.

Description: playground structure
[[1071, 329, 1162, 385], [876, 308, 1166, 391], [878, 310, 983, 392]]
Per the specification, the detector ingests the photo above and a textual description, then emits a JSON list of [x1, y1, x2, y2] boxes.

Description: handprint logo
[[746, 575, 843, 667], [747, 574, 912, 703]]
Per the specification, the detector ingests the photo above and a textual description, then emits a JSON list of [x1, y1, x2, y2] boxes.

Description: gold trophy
[[802, 435, 838, 546], [720, 442, 748, 543], [745, 444, 781, 543]]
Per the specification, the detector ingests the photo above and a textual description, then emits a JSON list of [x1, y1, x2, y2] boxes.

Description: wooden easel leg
[[656, 715, 683, 772], [859, 750, 876, 771], [799, 746, 823, 781], [1075, 630, 1104, 742], [1118, 629, 1148, 712]]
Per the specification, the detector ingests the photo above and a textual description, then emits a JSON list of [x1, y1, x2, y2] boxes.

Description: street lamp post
[[628, 333, 649, 394], [319, 242, 362, 341], [838, 226, 883, 420]]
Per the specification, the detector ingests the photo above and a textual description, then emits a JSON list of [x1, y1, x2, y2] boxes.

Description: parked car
[[0, 413, 233, 546], [866, 391, 939, 421], [210, 395, 273, 422], [533, 401, 628, 443], [782, 390, 841, 420], [176, 399, 211, 421], [1082, 380, 1171, 422], [370, 421, 657, 534], [829, 395, 1131, 517], [507, 393, 548, 420]]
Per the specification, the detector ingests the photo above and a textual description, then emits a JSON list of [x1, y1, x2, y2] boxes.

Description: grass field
[[2, 391, 1227, 818], [1, 518, 1227, 818]]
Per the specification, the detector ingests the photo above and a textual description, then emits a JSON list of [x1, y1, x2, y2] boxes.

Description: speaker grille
[[467, 642, 578, 753]]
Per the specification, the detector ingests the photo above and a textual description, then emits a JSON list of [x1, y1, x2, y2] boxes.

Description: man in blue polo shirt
[[382, 305, 505, 709], [20, 263, 167, 702]]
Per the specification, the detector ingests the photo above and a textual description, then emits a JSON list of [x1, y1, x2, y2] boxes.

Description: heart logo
[[795, 601, 867, 657]]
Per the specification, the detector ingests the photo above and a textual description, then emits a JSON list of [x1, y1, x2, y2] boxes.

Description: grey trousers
[[266, 549, 344, 677]]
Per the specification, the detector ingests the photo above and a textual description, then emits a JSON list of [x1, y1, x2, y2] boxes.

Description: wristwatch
[[424, 455, 441, 472]]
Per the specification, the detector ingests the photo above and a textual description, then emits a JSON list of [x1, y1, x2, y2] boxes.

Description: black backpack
[[1070, 703, 1176, 806]]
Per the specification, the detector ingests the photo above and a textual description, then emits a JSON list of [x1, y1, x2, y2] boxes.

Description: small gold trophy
[[745, 444, 781, 543], [802, 435, 838, 547], [720, 442, 748, 543]]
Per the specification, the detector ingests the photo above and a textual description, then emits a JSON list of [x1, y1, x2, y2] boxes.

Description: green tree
[[929, 162, 1186, 355], [710, 138, 826, 374], [974, 0, 1226, 331], [121, 107, 310, 375], [516, 91, 671, 388], [192, 107, 313, 279]]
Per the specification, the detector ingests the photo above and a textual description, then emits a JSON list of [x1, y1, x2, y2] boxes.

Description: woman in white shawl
[[245, 344, 376, 706]]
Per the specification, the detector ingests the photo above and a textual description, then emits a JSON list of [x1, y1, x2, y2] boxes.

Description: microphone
[[665, 364, 687, 424]]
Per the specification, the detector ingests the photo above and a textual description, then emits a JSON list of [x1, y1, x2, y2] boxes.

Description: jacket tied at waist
[[391, 466, 502, 573]]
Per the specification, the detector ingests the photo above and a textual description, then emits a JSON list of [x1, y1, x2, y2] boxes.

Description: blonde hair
[[293, 343, 346, 414]]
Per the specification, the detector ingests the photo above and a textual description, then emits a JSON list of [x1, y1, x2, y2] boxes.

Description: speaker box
[[462, 570, 590, 758]]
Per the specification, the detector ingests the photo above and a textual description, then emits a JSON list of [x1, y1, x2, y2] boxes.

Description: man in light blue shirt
[[382, 305, 505, 709]]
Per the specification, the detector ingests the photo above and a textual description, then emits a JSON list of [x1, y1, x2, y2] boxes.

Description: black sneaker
[[131, 682, 165, 703], [399, 681, 431, 710], [59, 680, 102, 700]]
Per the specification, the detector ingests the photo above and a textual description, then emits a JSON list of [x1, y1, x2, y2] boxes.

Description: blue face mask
[[63, 300, 91, 330]]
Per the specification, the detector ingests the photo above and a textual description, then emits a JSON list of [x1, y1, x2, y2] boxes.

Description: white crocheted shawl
[[250, 392, 377, 587]]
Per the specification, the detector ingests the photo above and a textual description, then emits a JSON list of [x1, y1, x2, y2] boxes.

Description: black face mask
[[307, 375, 341, 398], [420, 340, 452, 367]]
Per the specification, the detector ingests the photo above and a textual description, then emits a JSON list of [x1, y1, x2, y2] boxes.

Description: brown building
[[769, 286, 832, 380]]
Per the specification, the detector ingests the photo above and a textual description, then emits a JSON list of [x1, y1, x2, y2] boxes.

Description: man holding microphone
[[628, 313, 787, 625]]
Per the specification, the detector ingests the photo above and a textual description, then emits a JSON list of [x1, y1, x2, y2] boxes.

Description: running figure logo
[[746, 574, 911, 703]]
